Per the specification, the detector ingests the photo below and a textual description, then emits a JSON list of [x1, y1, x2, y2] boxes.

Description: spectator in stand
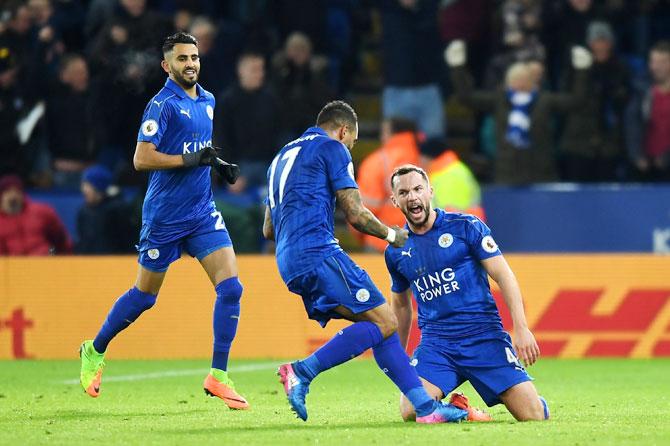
[[380, 0, 446, 139], [439, 0, 493, 85], [421, 139, 485, 221], [86, 0, 172, 180], [189, 16, 228, 98], [0, 2, 34, 80], [0, 45, 29, 177], [560, 21, 631, 182], [76, 165, 135, 254], [214, 51, 280, 189], [483, 0, 545, 89], [541, 0, 600, 87], [446, 40, 592, 184], [0, 174, 72, 255], [272, 31, 332, 142], [356, 117, 421, 252], [47, 54, 97, 187], [629, 40, 670, 180]]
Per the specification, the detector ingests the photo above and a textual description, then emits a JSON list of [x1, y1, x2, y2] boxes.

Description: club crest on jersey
[[355, 288, 370, 302], [206, 105, 214, 120], [438, 233, 453, 248], [147, 248, 160, 260], [481, 235, 498, 253], [141, 119, 158, 137]]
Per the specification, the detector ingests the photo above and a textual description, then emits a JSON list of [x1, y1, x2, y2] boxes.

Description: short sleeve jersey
[[137, 78, 216, 226], [385, 209, 503, 338], [267, 127, 358, 283]]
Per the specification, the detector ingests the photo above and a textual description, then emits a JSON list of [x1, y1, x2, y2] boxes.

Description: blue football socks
[[93, 287, 157, 353], [372, 333, 436, 416], [293, 321, 384, 382], [211, 277, 243, 371]]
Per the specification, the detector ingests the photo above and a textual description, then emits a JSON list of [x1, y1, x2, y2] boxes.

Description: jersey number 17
[[268, 146, 302, 209]]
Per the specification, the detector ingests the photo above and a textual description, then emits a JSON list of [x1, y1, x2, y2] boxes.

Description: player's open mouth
[[409, 205, 423, 216], [184, 70, 196, 76]]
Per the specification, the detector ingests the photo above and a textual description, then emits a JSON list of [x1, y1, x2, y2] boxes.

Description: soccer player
[[385, 165, 549, 421], [79, 32, 248, 409], [263, 101, 486, 423]]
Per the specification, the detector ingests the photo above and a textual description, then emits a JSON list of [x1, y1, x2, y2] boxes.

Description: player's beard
[[173, 68, 198, 88], [404, 199, 431, 229]]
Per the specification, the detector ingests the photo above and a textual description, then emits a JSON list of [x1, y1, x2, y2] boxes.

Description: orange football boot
[[449, 392, 493, 422], [203, 373, 250, 410]]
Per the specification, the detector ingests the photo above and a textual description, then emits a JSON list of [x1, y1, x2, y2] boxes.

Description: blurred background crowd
[[1, 0, 670, 255]]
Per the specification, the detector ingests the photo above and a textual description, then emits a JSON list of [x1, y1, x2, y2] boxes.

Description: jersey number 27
[[268, 146, 301, 208]]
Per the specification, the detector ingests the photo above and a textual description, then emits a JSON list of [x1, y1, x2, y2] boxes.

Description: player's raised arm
[[335, 187, 408, 248], [262, 206, 274, 241], [481, 255, 540, 367]]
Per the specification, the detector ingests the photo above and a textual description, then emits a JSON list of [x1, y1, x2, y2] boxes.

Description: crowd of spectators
[[1, 0, 670, 255]]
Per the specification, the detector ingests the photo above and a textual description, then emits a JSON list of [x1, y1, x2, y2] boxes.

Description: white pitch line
[[61, 361, 279, 385]]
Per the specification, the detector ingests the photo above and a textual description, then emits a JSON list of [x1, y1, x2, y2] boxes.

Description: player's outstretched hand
[[212, 159, 240, 184], [390, 226, 409, 248], [182, 146, 217, 167], [514, 327, 540, 367]]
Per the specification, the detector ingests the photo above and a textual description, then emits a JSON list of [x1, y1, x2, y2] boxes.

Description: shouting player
[[263, 101, 488, 423], [79, 32, 248, 409], [385, 165, 549, 421]]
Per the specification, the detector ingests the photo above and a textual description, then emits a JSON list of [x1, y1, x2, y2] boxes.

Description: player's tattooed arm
[[335, 188, 408, 247], [262, 206, 274, 241]]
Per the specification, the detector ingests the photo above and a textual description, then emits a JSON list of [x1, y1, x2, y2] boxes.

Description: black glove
[[212, 158, 240, 184], [182, 146, 217, 167]]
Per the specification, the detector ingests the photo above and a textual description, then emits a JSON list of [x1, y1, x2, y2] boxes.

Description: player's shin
[[93, 287, 157, 353], [293, 321, 384, 382], [211, 277, 243, 372], [371, 333, 437, 417]]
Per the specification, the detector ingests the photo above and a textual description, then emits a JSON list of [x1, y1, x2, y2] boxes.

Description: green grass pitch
[[1, 358, 668, 445]]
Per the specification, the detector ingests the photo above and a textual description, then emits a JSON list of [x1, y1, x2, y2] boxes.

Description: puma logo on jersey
[[401, 248, 412, 258], [180, 109, 191, 119], [153, 100, 163, 107]]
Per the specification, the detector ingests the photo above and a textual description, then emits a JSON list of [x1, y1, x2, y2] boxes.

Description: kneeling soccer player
[[385, 165, 549, 422]]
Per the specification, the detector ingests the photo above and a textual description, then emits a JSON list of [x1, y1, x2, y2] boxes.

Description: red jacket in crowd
[[0, 176, 72, 255]]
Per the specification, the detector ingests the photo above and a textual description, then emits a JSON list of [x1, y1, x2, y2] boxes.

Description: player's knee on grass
[[501, 382, 547, 421]]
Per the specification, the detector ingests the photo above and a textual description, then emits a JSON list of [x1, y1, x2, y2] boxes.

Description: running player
[[78, 32, 248, 409]]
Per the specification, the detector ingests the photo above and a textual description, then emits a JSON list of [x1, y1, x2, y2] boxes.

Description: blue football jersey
[[267, 126, 358, 283], [385, 209, 503, 338], [137, 78, 216, 226]]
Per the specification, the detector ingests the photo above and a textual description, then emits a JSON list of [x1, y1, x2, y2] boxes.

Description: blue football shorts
[[412, 330, 532, 406], [137, 209, 233, 272], [287, 251, 386, 327]]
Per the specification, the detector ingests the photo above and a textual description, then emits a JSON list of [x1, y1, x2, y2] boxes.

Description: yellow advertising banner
[[1, 255, 669, 359]]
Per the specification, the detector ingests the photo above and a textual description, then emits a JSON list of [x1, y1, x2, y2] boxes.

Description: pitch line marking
[[60, 361, 278, 385]]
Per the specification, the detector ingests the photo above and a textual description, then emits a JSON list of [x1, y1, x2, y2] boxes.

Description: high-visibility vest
[[428, 150, 485, 221]]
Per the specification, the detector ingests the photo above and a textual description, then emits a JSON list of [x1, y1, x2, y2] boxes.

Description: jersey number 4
[[268, 146, 302, 209]]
